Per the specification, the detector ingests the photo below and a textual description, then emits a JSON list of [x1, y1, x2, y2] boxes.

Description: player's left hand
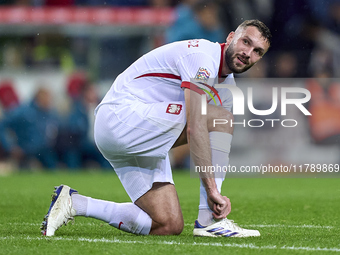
[[214, 196, 231, 219], [207, 190, 231, 219]]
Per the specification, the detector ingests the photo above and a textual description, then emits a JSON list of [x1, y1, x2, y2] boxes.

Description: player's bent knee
[[160, 220, 184, 235], [168, 223, 184, 235], [151, 214, 184, 235], [207, 106, 234, 133], [219, 109, 234, 122], [172, 217, 184, 235], [163, 214, 184, 235]]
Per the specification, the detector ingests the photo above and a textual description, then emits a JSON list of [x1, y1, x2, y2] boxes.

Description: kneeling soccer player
[[41, 19, 271, 237]]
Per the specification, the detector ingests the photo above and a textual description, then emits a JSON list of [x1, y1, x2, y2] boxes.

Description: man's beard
[[225, 44, 254, 74]]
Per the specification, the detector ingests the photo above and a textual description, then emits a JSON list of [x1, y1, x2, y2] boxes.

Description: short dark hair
[[238, 19, 272, 46]]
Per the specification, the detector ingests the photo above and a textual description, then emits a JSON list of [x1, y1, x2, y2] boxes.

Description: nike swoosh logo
[[118, 222, 124, 229]]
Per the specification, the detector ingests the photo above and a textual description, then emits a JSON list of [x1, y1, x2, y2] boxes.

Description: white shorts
[[94, 101, 186, 202]]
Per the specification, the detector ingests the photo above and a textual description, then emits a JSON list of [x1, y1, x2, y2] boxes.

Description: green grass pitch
[[0, 171, 339, 254]]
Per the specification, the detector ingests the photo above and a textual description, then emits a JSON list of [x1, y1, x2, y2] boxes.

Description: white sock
[[72, 194, 88, 216], [72, 195, 152, 235], [197, 132, 232, 226]]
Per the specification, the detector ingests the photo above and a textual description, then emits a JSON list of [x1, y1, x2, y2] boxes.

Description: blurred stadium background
[[0, 0, 340, 173]]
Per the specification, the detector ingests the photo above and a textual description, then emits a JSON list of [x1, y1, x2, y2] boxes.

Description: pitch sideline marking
[[185, 224, 335, 229], [0, 236, 340, 252], [1, 222, 336, 229], [239, 224, 335, 229]]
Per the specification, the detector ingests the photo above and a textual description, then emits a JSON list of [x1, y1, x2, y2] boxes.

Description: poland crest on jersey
[[195, 67, 210, 83], [188, 39, 200, 48], [166, 104, 182, 115]]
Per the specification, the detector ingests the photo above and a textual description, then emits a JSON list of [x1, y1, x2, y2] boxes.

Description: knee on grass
[[152, 217, 184, 235]]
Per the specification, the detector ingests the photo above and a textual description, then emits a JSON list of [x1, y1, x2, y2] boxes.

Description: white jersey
[[97, 39, 236, 112], [94, 40, 237, 201]]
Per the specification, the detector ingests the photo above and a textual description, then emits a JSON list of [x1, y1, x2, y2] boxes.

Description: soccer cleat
[[40, 185, 78, 236], [193, 218, 260, 237]]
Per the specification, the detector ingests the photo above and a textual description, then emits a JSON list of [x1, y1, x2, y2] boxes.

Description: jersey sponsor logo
[[166, 104, 182, 115], [195, 67, 211, 83], [188, 40, 200, 48]]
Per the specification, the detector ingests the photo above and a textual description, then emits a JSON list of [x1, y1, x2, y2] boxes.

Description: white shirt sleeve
[[176, 52, 218, 93]]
